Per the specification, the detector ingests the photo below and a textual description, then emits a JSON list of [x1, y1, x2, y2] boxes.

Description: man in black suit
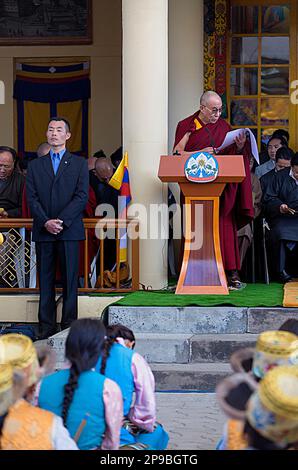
[[26, 117, 88, 339], [263, 153, 298, 282], [260, 146, 293, 198]]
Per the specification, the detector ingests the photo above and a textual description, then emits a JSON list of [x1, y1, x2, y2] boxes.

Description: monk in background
[[173, 91, 254, 289]]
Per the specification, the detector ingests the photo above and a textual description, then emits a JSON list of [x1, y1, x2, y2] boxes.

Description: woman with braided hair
[[106, 323, 136, 349], [38, 318, 123, 450], [95, 323, 169, 450]]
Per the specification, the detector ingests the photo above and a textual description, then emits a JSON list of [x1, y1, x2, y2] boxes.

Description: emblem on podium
[[184, 152, 219, 183]]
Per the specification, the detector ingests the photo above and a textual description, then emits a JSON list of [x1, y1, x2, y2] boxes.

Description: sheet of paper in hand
[[216, 128, 259, 164]]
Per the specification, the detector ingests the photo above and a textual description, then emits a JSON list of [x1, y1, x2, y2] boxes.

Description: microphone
[[0, 233, 6, 245], [204, 127, 218, 155]]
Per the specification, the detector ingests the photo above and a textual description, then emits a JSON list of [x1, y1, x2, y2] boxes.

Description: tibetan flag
[[109, 152, 131, 262]]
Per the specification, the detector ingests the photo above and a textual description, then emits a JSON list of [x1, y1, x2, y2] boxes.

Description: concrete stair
[[151, 363, 232, 391], [107, 306, 298, 390], [43, 305, 298, 391], [108, 306, 298, 334]]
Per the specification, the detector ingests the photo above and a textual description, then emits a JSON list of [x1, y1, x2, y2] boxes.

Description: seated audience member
[[0, 334, 77, 450], [38, 319, 123, 450], [90, 157, 118, 211], [272, 129, 290, 144], [259, 130, 289, 165], [263, 152, 298, 282], [0, 147, 25, 287], [230, 321, 298, 377], [0, 146, 24, 218], [255, 135, 288, 179], [106, 324, 136, 350], [216, 329, 298, 450], [36, 142, 51, 159], [217, 365, 298, 450], [243, 367, 298, 450], [260, 146, 294, 197], [110, 147, 123, 169], [90, 157, 119, 271], [96, 323, 169, 450], [237, 154, 262, 267], [258, 147, 293, 280], [88, 149, 107, 172], [231, 330, 298, 381]]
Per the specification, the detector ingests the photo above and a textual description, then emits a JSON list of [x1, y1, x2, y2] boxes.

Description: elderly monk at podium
[[173, 91, 253, 289]]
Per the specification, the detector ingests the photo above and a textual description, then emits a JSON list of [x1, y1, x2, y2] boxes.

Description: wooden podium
[[158, 155, 246, 295]]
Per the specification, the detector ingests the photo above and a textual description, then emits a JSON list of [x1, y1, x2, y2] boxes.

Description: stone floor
[[156, 392, 225, 450]]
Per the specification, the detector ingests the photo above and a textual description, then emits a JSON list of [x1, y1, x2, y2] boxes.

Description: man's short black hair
[[110, 147, 122, 166], [291, 153, 298, 167], [0, 146, 17, 162], [93, 149, 107, 159], [48, 117, 71, 133], [272, 129, 290, 142], [267, 135, 288, 148], [275, 146, 295, 162]]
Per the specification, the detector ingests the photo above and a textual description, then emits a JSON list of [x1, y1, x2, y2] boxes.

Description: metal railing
[[0, 218, 139, 293]]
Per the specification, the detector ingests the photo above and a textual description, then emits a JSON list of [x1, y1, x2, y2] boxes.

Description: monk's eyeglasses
[[202, 105, 223, 115]]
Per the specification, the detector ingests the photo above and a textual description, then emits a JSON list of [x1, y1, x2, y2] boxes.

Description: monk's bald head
[[199, 91, 223, 124], [95, 157, 114, 183], [37, 142, 51, 158], [200, 91, 221, 107]]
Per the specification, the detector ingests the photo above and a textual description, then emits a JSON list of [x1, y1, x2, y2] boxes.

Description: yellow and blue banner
[[13, 62, 91, 163]]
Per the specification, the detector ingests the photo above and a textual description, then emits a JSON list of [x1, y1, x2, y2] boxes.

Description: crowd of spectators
[[238, 129, 298, 283]]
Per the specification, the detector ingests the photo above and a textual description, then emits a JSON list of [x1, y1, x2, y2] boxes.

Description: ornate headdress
[[0, 363, 14, 415], [247, 365, 298, 446], [0, 334, 40, 387]]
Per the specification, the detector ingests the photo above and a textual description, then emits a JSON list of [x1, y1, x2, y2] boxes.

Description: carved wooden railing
[[0, 218, 139, 293]]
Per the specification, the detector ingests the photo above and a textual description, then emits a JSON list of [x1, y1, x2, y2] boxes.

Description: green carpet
[[112, 283, 284, 308]]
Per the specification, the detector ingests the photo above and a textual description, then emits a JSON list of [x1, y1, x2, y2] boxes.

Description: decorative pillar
[[122, 0, 168, 289]]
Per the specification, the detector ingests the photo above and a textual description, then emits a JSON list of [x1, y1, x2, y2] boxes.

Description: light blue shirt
[[50, 149, 66, 175]]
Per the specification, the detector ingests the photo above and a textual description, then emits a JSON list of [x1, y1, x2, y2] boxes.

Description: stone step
[[109, 306, 247, 334], [109, 306, 298, 335], [135, 333, 191, 364], [151, 363, 232, 392], [189, 334, 257, 363], [247, 308, 298, 333], [48, 360, 232, 392], [135, 333, 258, 364], [44, 331, 258, 365], [46, 332, 192, 367]]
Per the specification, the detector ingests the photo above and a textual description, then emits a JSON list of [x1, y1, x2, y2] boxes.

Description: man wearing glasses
[[173, 91, 253, 289]]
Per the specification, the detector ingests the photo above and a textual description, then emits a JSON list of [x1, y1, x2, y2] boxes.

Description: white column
[[167, 0, 204, 273], [122, 0, 168, 289], [168, 0, 204, 151]]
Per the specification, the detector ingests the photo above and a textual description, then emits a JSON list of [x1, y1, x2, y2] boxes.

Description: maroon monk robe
[[174, 111, 254, 271]]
